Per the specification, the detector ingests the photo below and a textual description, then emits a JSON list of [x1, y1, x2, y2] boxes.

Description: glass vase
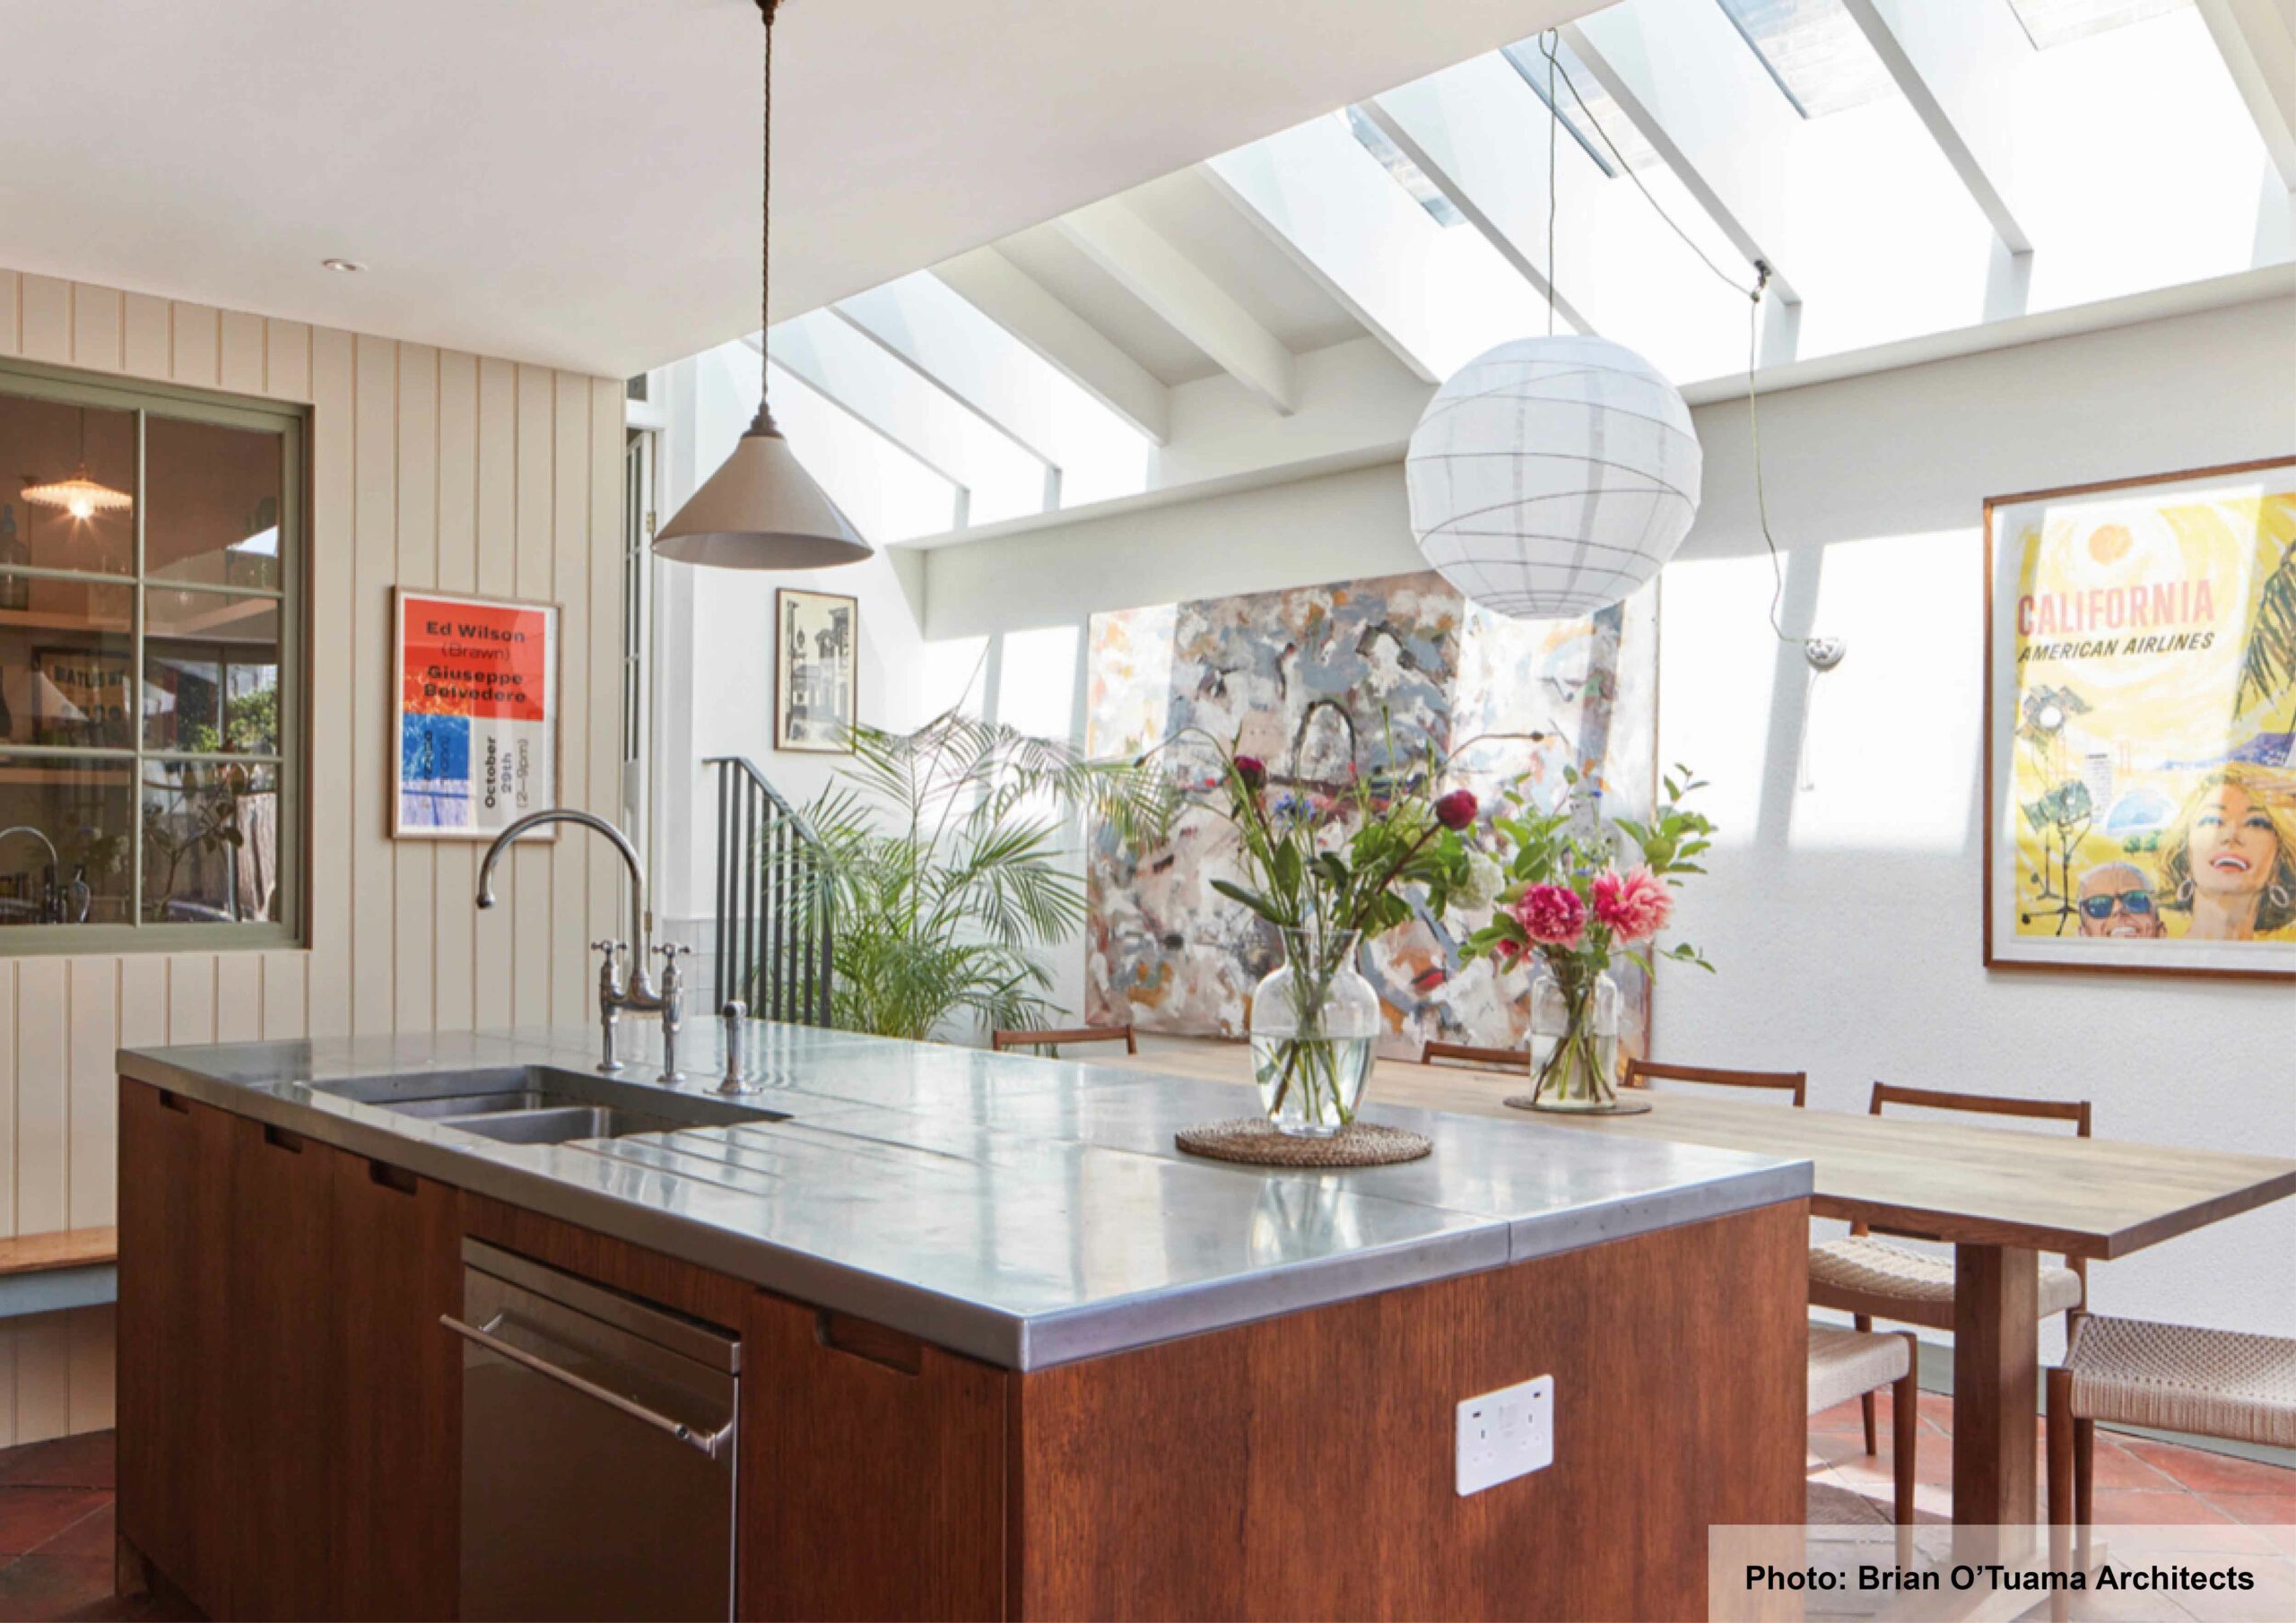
[[1248, 924, 1379, 1137], [1526, 961, 1622, 1110]]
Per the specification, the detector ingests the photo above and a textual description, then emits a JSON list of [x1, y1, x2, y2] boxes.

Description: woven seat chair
[[2048, 1315, 2296, 1526], [990, 1025, 1136, 1059], [1810, 1325, 1920, 1524], [1808, 1082, 2092, 1455], [1625, 1058, 1807, 1106]]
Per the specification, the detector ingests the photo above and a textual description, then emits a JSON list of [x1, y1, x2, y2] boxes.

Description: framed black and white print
[[775, 588, 857, 753]]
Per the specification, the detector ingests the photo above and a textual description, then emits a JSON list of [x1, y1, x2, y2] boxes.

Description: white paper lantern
[[1405, 334, 1700, 621]]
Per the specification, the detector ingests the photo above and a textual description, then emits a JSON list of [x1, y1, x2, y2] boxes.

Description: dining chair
[[1623, 1058, 1808, 1107], [1811, 1081, 2093, 1455], [990, 1025, 1137, 1059], [2046, 1315, 2296, 1529], [1810, 1324, 1920, 1526], [1419, 1040, 1524, 1070]]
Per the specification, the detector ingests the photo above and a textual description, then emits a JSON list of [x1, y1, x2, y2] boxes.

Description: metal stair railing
[[705, 756, 832, 1027]]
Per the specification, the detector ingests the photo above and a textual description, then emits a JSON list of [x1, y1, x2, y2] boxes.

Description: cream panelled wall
[[0, 266, 628, 1445]]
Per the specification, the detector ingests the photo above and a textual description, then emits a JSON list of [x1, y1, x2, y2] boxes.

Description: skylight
[[2006, 0, 2191, 50], [1711, 0, 1897, 118], [1501, 37, 1659, 178], [1344, 107, 1465, 228]]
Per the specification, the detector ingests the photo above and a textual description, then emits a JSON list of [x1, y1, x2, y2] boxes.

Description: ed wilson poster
[[393, 589, 560, 839]]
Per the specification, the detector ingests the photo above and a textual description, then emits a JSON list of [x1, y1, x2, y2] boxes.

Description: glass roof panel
[[1500, 36, 1659, 178], [1343, 106, 1465, 228], [2006, 0, 2191, 50], [1711, 0, 1897, 118]]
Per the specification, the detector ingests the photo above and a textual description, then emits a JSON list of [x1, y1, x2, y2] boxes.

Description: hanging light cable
[[655, 0, 871, 570], [22, 408, 132, 522]]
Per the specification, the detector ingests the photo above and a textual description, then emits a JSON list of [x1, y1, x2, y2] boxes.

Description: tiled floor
[[0, 1410, 2283, 1619]]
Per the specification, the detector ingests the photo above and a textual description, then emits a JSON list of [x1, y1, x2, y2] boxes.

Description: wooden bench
[[0, 1226, 117, 1318]]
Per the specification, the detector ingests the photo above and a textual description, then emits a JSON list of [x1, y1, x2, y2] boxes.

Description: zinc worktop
[[116, 1021, 1809, 1370]]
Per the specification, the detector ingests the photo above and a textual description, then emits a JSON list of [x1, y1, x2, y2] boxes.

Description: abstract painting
[[1986, 458, 2296, 977], [776, 588, 857, 753], [1084, 569, 1659, 1058]]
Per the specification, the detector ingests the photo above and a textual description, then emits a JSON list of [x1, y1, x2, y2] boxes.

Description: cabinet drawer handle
[[439, 1315, 734, 1461]]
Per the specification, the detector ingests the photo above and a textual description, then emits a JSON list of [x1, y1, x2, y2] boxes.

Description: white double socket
[[1454, 1374, 1553, 1496]]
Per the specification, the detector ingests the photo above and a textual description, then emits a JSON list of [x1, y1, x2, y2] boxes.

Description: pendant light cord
[[1535, 32, 1812, 652], [754, 0, 780, 434]]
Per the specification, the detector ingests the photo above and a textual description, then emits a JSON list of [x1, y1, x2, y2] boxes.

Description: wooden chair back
[[1862, 1081, 2094, 1290], [1419, 1040, 1524, 1071], [990, 1025, 1137, 1059], [1624, 1058, 1807, 1107]]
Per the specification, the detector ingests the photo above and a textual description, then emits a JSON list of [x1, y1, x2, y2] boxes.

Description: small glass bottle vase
[[1526, 962, 1622, 1110], [1248, 925, 1379, 1137]]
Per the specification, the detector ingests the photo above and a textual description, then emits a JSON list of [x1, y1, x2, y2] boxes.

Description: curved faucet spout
[[476, 810, 650, 966]]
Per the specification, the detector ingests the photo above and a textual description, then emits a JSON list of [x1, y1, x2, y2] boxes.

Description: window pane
[[0, 755, 135, 926], [144, 590, 281, 753], [0, 392, 135, 577], [142, 759, 282, 924], [0, 575, 135, 750], [1713, 0, 1897, 118], [145, 415, 283, 590]]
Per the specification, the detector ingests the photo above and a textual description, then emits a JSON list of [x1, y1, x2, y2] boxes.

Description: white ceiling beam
[[1559, 17, 1805, 317], [932, 247, 1172, 444], [1839, 0, 2034, 255], [822, 303, 1063, 511], [1057, 197, 1300, 413], [2199, 0, 2296, 188], [752, 343, 970, 532], [1352, 101, 1596, 336]]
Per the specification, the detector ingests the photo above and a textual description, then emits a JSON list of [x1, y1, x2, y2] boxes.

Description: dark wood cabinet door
[[116, 1081, 239, 1619], [330, 1152, 461, 1620], [225, 1115, 342, 1622]]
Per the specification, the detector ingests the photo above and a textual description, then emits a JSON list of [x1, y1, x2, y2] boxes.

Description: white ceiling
[[1, 0, 1588, 378]]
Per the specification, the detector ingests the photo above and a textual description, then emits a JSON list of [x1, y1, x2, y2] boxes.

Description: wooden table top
[[1097, 1038, 2296, 1260]]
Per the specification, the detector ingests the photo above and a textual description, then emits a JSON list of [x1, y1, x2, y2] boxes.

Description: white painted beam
[[1057, 197, 1300, 413], [2200, 0, 2296, 189], [933, 247, 1172, 444], [1839, 0, 2034, 255]]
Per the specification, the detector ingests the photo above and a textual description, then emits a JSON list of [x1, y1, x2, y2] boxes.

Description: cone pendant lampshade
[[654, 408, 868, 568]]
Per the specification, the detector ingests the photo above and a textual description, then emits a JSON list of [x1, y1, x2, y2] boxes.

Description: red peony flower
[[1591, 865, 1673, 944], [1512, 883, 1587, 950], [1433, 788, 1478, 830], [1233, 755, 1268, 791]]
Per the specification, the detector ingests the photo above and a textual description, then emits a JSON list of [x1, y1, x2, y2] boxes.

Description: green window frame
[[0, 356, 304, 954]]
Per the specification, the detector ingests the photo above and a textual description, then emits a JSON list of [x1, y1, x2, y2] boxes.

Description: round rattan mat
[[1174, 1117, 1432, 1167]]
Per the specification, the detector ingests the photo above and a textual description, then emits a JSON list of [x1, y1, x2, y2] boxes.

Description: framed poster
[[392, 588, 560, 839], [775, 588, 857, 753], [30, 647, 131, 748], [1985, 456, 2296, 977]]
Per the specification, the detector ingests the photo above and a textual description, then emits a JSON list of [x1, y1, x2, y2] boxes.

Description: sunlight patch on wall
[[996, 625, 1083, 743], [1656, 551, 1784, 846]]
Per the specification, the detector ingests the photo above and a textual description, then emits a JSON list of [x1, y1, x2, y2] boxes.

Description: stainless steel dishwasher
[[447, 1238, 740, 1621]]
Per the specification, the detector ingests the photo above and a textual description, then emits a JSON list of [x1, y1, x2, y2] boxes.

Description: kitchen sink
[[300, 1065, 787, 1145]]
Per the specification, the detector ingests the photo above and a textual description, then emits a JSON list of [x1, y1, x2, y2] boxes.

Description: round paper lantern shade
[[1405, 334, 1700, 621]]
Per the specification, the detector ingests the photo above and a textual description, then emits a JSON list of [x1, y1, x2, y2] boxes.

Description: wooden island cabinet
[[117, 1076, 1806, 1621]]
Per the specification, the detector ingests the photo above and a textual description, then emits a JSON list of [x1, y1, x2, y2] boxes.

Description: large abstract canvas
[[1084, 569, 1659, 1058]]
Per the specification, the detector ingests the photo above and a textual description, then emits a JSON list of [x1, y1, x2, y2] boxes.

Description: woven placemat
[[1502, 1093, 1654, 1115], [1174, 1117, 1431, 1167]]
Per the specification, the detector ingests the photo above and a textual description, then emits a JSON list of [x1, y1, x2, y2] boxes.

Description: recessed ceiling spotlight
[[321, 257, 365, 273]]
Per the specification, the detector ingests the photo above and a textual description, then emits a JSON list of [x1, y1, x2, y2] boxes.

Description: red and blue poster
[[392, 589, 559, 838]]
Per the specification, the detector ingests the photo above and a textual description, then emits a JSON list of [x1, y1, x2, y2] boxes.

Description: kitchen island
[[117, 1023, 1813, 1622]]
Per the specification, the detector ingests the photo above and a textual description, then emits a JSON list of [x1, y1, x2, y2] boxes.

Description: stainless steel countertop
[[118, 1022, 1812, 1370]]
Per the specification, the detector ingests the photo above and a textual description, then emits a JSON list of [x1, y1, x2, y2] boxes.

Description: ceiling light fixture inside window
[[1712, 0, 1897, 118], [22, 408, 131, 522], [1344, 107, 1465, 228]]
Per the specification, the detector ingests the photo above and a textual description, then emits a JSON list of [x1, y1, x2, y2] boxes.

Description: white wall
[[914, 292, 2296, 1345]]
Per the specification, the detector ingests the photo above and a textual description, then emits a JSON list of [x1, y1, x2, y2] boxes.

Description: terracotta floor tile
[[2123, 1438, 2296, 1498], [0, 1434, 112, 1492], [0, 1490, 109, 1558], [2204, 1491, 2296, 1526], [33, 1501, 114, 1562], [0, 1555, 117, 1623], [2085, 1436, 2185, 1490], [2086, 1487, 2234, 1525]]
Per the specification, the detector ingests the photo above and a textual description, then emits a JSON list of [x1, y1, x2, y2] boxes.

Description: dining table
[[1089, 1035, 2296, 1527]]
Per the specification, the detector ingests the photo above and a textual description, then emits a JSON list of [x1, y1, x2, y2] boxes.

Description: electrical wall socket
[[1455, 1374, 1553, 1496]]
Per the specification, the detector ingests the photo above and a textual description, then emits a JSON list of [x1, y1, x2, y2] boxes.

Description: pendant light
[[22, 409, 133, 523], [656, 0, 870, 569]]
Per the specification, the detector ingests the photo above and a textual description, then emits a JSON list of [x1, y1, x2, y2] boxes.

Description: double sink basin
[[302, 1064, 788, 1148]]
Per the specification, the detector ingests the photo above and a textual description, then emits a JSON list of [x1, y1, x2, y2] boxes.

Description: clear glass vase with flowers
[[1460, 765, 1715, 1111], [1187, 735, 1479, 1135]]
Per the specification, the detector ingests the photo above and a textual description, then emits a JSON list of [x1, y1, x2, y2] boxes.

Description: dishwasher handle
[[441, 1314, 736, 1462]]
